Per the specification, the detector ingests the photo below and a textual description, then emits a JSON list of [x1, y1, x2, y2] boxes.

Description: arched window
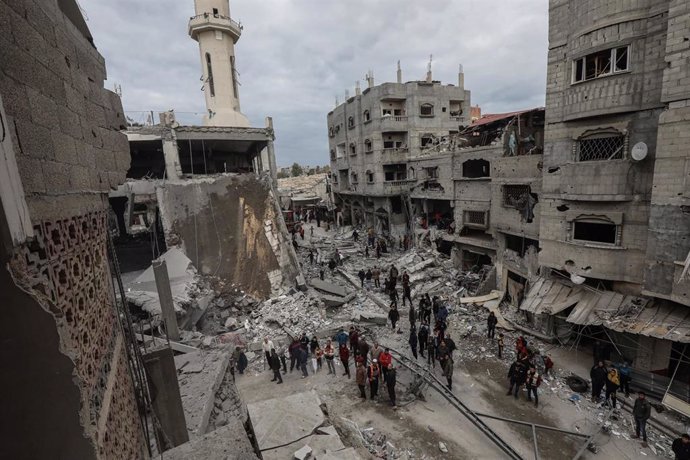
[[349, 143, 357, 156], [205, 53, 215, 97], [420, 103, 434, 117], [576, 129, 626, 162], [363, 110, 371, 122], [364, 139, 372, 153], [328, 127, 334, 137], [350, 172, 358, 183], [408, 167, 416, 179], [348, 116, 355, 128]]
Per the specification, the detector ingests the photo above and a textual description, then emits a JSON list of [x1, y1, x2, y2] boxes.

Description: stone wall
[[0, 0, 146, 458]]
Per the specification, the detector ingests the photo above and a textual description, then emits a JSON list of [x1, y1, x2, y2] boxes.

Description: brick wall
[[0, 0, 145, 458]]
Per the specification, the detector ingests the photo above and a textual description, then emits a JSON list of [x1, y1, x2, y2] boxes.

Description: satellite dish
[[631, 142, 648, 161], [571, 274, 586, 285]]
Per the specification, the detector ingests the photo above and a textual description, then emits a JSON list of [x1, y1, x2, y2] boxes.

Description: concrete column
[[162, 138, 181, 180], [152, 259, 180, 341], [142, 347, 189, 450]]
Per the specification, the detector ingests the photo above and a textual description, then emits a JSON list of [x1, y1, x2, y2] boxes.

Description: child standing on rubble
[[497, 333, 505, 359], [315, 345, 323, 372], [324, 339, 336, 375]]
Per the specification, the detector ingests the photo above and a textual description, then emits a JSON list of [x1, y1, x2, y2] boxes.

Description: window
[[363, 110, 371, 122], [572, 219, 619, 245], [328, 127, 334, 138], [349, 143, 356, 156], [504, 234, 539, 257], [503, 185, 531, 207], [364, 139, 372, 153], [421, 134, 434, 147], [577, 133, 625, 161], [383, 164, 407, 181], [572, 46, 630, 83], [212, 8, 219, 16], [348, 116, 355, 129], [382, 109, 392, 116], [464, 210, 488, 228], [462, 159, 490, 178], [205, 53, 215, 97], [350, 172, 358, 184], [423, 167, 439, 179], [420, 103, 434, 117], [330, 149, 336, 160], [366, 170, 374, 183]]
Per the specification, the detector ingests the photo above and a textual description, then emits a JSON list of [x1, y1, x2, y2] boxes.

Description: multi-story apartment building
[[521, 0, 690, 380], [328, 69, 471, 236]]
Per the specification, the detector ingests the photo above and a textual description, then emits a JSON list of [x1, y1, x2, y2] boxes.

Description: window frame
[[366, 170, 375, 184], [420, 103, 435, 118], [575, 130, 627, 162], [570, 218, 621, 247], [364, 139, 373, 153], [572, 45, 631, 84], [348, 116, 355, 129], [363, 109, 371, 123]]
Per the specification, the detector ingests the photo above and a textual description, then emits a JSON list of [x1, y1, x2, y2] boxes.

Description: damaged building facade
[[109, 0, 301, 310], [328, 64, 471, 236], [519, 0, 690, 387], [0, 0, 149, 458]]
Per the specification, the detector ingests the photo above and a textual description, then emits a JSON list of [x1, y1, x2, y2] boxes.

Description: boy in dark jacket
[[633, 392, 651, 445], [269, 349, 283, 384], [590, 361, 608, 402], [672, 434, 690, 460]]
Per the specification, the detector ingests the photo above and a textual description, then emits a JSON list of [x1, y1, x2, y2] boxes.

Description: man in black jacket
[[590, 361, 608, 402], [269, 349, 283, 384], [507, 359, 528, 399], [487, 312, 498, 339], [633, 391, 652, 446], [418, 321, 429, 358], [673, 434, 690, 460], [386, 364, 397, 406]]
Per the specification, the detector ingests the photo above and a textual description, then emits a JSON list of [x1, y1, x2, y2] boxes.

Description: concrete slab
[[321, 294, 346, 307], [164, 423, 259, 460], [310, 278, 348, 297], [352, 311, 388, 325], [247, 390, 325, 451], [175, 349, 231, 438], [408, 258, 435, 274]]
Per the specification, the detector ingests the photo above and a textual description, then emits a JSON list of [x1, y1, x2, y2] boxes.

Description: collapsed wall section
[[157, 174, 300, 299]]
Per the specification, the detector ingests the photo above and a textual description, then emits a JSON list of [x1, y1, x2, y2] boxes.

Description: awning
[[520, 277, 690, 342]]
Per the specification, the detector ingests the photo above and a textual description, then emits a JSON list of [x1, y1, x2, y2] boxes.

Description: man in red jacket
[[339, 344, 351, 378], [379, 348, 393, 383]]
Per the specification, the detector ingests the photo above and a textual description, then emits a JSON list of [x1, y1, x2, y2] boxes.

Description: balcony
[[383, 179, 416, 195], [380, 116, 408, 129], [189, 13, 242, 41]]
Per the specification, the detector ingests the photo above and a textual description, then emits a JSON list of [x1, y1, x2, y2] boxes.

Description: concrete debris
[[293, 445, 313, 460], [438, 441, 448, 453], [310, 278, 350, 297]]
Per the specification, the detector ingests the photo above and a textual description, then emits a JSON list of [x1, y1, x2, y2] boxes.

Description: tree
[[277, 171, 289, 179], [291, 162, 303, 177]]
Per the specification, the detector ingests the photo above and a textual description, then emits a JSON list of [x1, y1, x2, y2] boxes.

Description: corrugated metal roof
[[468, 108, 544, 129], [520, 277, 690, 342]]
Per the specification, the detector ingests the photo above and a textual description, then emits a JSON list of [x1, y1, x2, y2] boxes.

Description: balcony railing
[[189, 13, 242, 40], [381, 147, 409, 154]]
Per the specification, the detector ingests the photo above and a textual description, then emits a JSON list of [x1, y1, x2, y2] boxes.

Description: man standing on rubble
[[402, 280, 413, 308], [340, 343, 351, 378], [269, 349, 283, 384], [387, 364, 398, 406], [427, 329, 436, 367], [359, 338, 370, 366], [418, 321, 429, 358], [358, 269, 366, 288], [349, 326, 359, 353], [409, 325, 418, 359], [379, 348, 393, 383], [497, 333, 505, 359], [390, 265, 399, 287], [289, 338, 301, 372], [262, 337, 275, 370], [438, 340, 454, 390], [408, 301, 416, 329], [590, 361, 608, 402], [365, 268, 372, 288], [388, 304, 400, 331], [309, 250, 314, 265], [372, 266, 381, 288], [298, 346, 309, 378], [487, 311, 498, 339], [507, 358, 528, 399], [525, 365, 541, 407], [368, 359, 381, 400], [633, 391, 651, 447], [353, 229, 359, 242], [356, 362, 367, 399]]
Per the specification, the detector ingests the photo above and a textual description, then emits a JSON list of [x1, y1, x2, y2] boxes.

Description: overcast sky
[[82, 0, 548, 167]]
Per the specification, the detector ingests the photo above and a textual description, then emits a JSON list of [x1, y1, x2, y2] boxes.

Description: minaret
[[189, 0, 250, 127]]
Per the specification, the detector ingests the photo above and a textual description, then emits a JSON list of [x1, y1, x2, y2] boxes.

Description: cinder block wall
[[0, 0, 146, 458]]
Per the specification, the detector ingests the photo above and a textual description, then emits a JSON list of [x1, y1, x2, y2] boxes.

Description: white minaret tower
[[189, 0, 250, 127]]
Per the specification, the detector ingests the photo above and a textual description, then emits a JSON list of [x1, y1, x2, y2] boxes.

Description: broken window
[[463, 210, 488, 228], [391, 196, 403, 214], [502, 185, 538, 223], [349, 143, 356, 156], [364, 139, 373, 153], [383, 163, 407, 181], [205, 53, 215, 97], [420, 103, 434, 117], [423, 167, 439, 179], [462, 159, 490, 178], [366, 170, 374, 183], [127, 140, 166, 179], [348, 116, 355, 129], [212, 7, 219, 16], [328, 126, 334, 137], [350, 172, 358, 184], [421, 134, 434, 147], [363, 110, 371, 122], [572, 219, 619, 245], [504, 233, 539, 257], [577, 133, 625, 161], [573, 46, 630, 83]]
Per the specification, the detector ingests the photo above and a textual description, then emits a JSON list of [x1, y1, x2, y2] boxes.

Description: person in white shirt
[[262, 337, 275, 371]]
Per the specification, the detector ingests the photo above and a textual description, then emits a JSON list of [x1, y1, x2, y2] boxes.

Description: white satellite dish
[[631, 142, 648, 161], [571, 273, 586, 285]]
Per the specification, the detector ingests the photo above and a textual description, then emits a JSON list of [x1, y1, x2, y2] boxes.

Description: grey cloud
[[83, 0, 547, 166]]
